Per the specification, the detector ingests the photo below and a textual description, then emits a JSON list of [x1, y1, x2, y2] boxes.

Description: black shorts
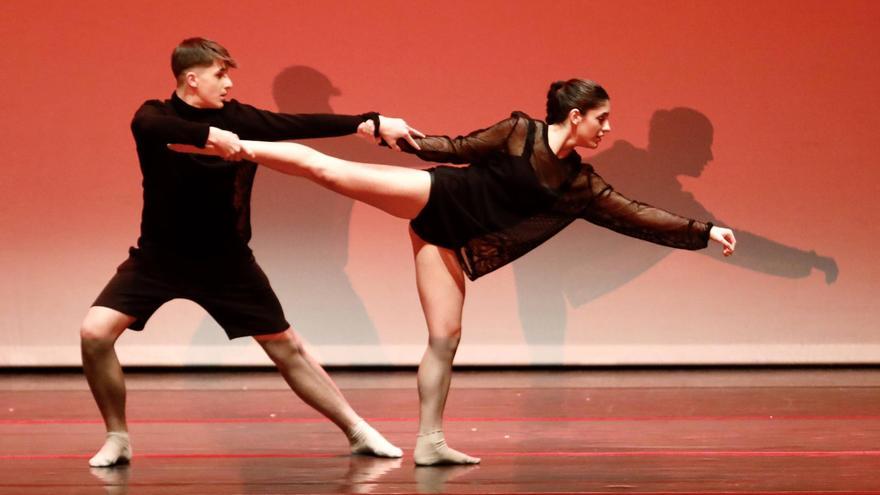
[[92, 247, 289, 339]]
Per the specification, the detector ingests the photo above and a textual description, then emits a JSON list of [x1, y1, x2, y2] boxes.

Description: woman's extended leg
[[172, 141, 431, 219], [409, 228, 480, 466]]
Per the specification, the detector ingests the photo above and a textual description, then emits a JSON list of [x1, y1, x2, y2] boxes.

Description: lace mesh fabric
[[405, 112, 712, 280], [458, 212, 576, 280], [576, 170, 710, 250]]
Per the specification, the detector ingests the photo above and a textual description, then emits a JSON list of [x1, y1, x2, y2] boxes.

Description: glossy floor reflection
[[2, 368, 880, 494]]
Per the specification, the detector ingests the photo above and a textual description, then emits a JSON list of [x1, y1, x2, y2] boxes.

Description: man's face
[[187, 60, 233, 109]]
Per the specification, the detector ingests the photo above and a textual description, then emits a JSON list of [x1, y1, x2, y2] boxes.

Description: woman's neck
[[547, 122, 577, 158]]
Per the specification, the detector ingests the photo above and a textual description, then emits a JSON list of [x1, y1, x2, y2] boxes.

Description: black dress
[[403, 112, 713, 280]]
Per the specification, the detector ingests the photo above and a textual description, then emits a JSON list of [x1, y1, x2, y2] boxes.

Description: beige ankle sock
[[88, 431, 132, 467], [414, 430, 480, 466], [348, 420, 403, 458]]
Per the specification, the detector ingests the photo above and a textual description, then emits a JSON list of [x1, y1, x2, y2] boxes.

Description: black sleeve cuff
[[361, 112, 381, 138], [701, 221, 714, 247]]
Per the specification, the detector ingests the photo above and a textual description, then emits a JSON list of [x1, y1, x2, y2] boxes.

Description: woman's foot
[[414, 431, 480, 466]]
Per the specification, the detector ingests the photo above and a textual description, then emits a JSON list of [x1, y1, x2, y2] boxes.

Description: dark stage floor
[[1, 368, 879, 494]]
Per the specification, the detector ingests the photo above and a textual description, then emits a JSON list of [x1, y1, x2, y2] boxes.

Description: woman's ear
[[568, 108, 582, 125]]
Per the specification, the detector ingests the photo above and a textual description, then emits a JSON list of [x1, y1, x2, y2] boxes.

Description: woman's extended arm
[[393, 113, 525, 164], [582, 167, 735, 256]]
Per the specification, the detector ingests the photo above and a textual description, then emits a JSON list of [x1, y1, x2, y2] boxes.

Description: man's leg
[[80, 306, 135, 467], [254, 329, 402, 458]]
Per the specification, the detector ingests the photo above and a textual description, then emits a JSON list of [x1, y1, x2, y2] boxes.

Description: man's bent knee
[[80, 307, 131, 349], [254, 328, 306, 359]]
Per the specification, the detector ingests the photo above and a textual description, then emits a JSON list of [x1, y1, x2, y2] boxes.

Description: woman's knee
[[300, 151, 340, 186], [428, 327, 462, 353]]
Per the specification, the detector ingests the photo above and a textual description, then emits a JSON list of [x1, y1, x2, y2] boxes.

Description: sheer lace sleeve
[[581, 166, 712, 250], [398, 114, 524, 164]]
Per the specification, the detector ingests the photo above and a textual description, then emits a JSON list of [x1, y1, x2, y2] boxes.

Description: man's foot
[[88, 432, 132, 467], [348, 420, 403, 458], [414, 431, 480, 466]]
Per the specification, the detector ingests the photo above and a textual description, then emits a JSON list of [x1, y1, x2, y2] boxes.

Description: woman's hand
[[206, 126, 242, 159], [357, 120, 379, 143], [709, 226, 736, 256], [378, 116, 425, 151]]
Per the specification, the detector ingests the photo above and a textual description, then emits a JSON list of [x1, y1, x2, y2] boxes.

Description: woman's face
[[574, 100, 611, 148]]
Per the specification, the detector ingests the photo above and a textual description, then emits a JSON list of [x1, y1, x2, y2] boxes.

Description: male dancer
[[81, 37, 421, 467]]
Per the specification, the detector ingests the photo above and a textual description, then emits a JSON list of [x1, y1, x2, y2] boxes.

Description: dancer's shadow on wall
[[190, 66, 417, 350], [252, 66, 418, 346], [513, 108, 839, 353]]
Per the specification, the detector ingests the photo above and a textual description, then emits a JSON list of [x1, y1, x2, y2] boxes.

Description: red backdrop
[[1, 0, 877, 365]]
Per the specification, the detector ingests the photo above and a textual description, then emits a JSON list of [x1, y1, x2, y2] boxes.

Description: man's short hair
[[171, 37, 237, 83]]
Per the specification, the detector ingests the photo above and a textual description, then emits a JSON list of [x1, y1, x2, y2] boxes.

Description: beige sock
[[414, 430, 480, 466], [88, 431, 132, 467], [348, 419, 403, 458]]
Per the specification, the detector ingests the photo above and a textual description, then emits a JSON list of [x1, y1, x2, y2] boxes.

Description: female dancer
[[173, 79, 736, 465]]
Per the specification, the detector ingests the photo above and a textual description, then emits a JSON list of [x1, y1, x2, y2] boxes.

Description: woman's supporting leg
[[255, 329, 402, 458], [409, 228, 480, 466]]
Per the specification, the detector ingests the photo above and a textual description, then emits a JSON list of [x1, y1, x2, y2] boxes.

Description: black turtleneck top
[[130, 93, 372, 260]]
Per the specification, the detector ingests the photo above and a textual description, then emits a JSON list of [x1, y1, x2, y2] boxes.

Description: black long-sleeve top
[[130, 92, 373, 259], [402, 112, 713, 280]]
